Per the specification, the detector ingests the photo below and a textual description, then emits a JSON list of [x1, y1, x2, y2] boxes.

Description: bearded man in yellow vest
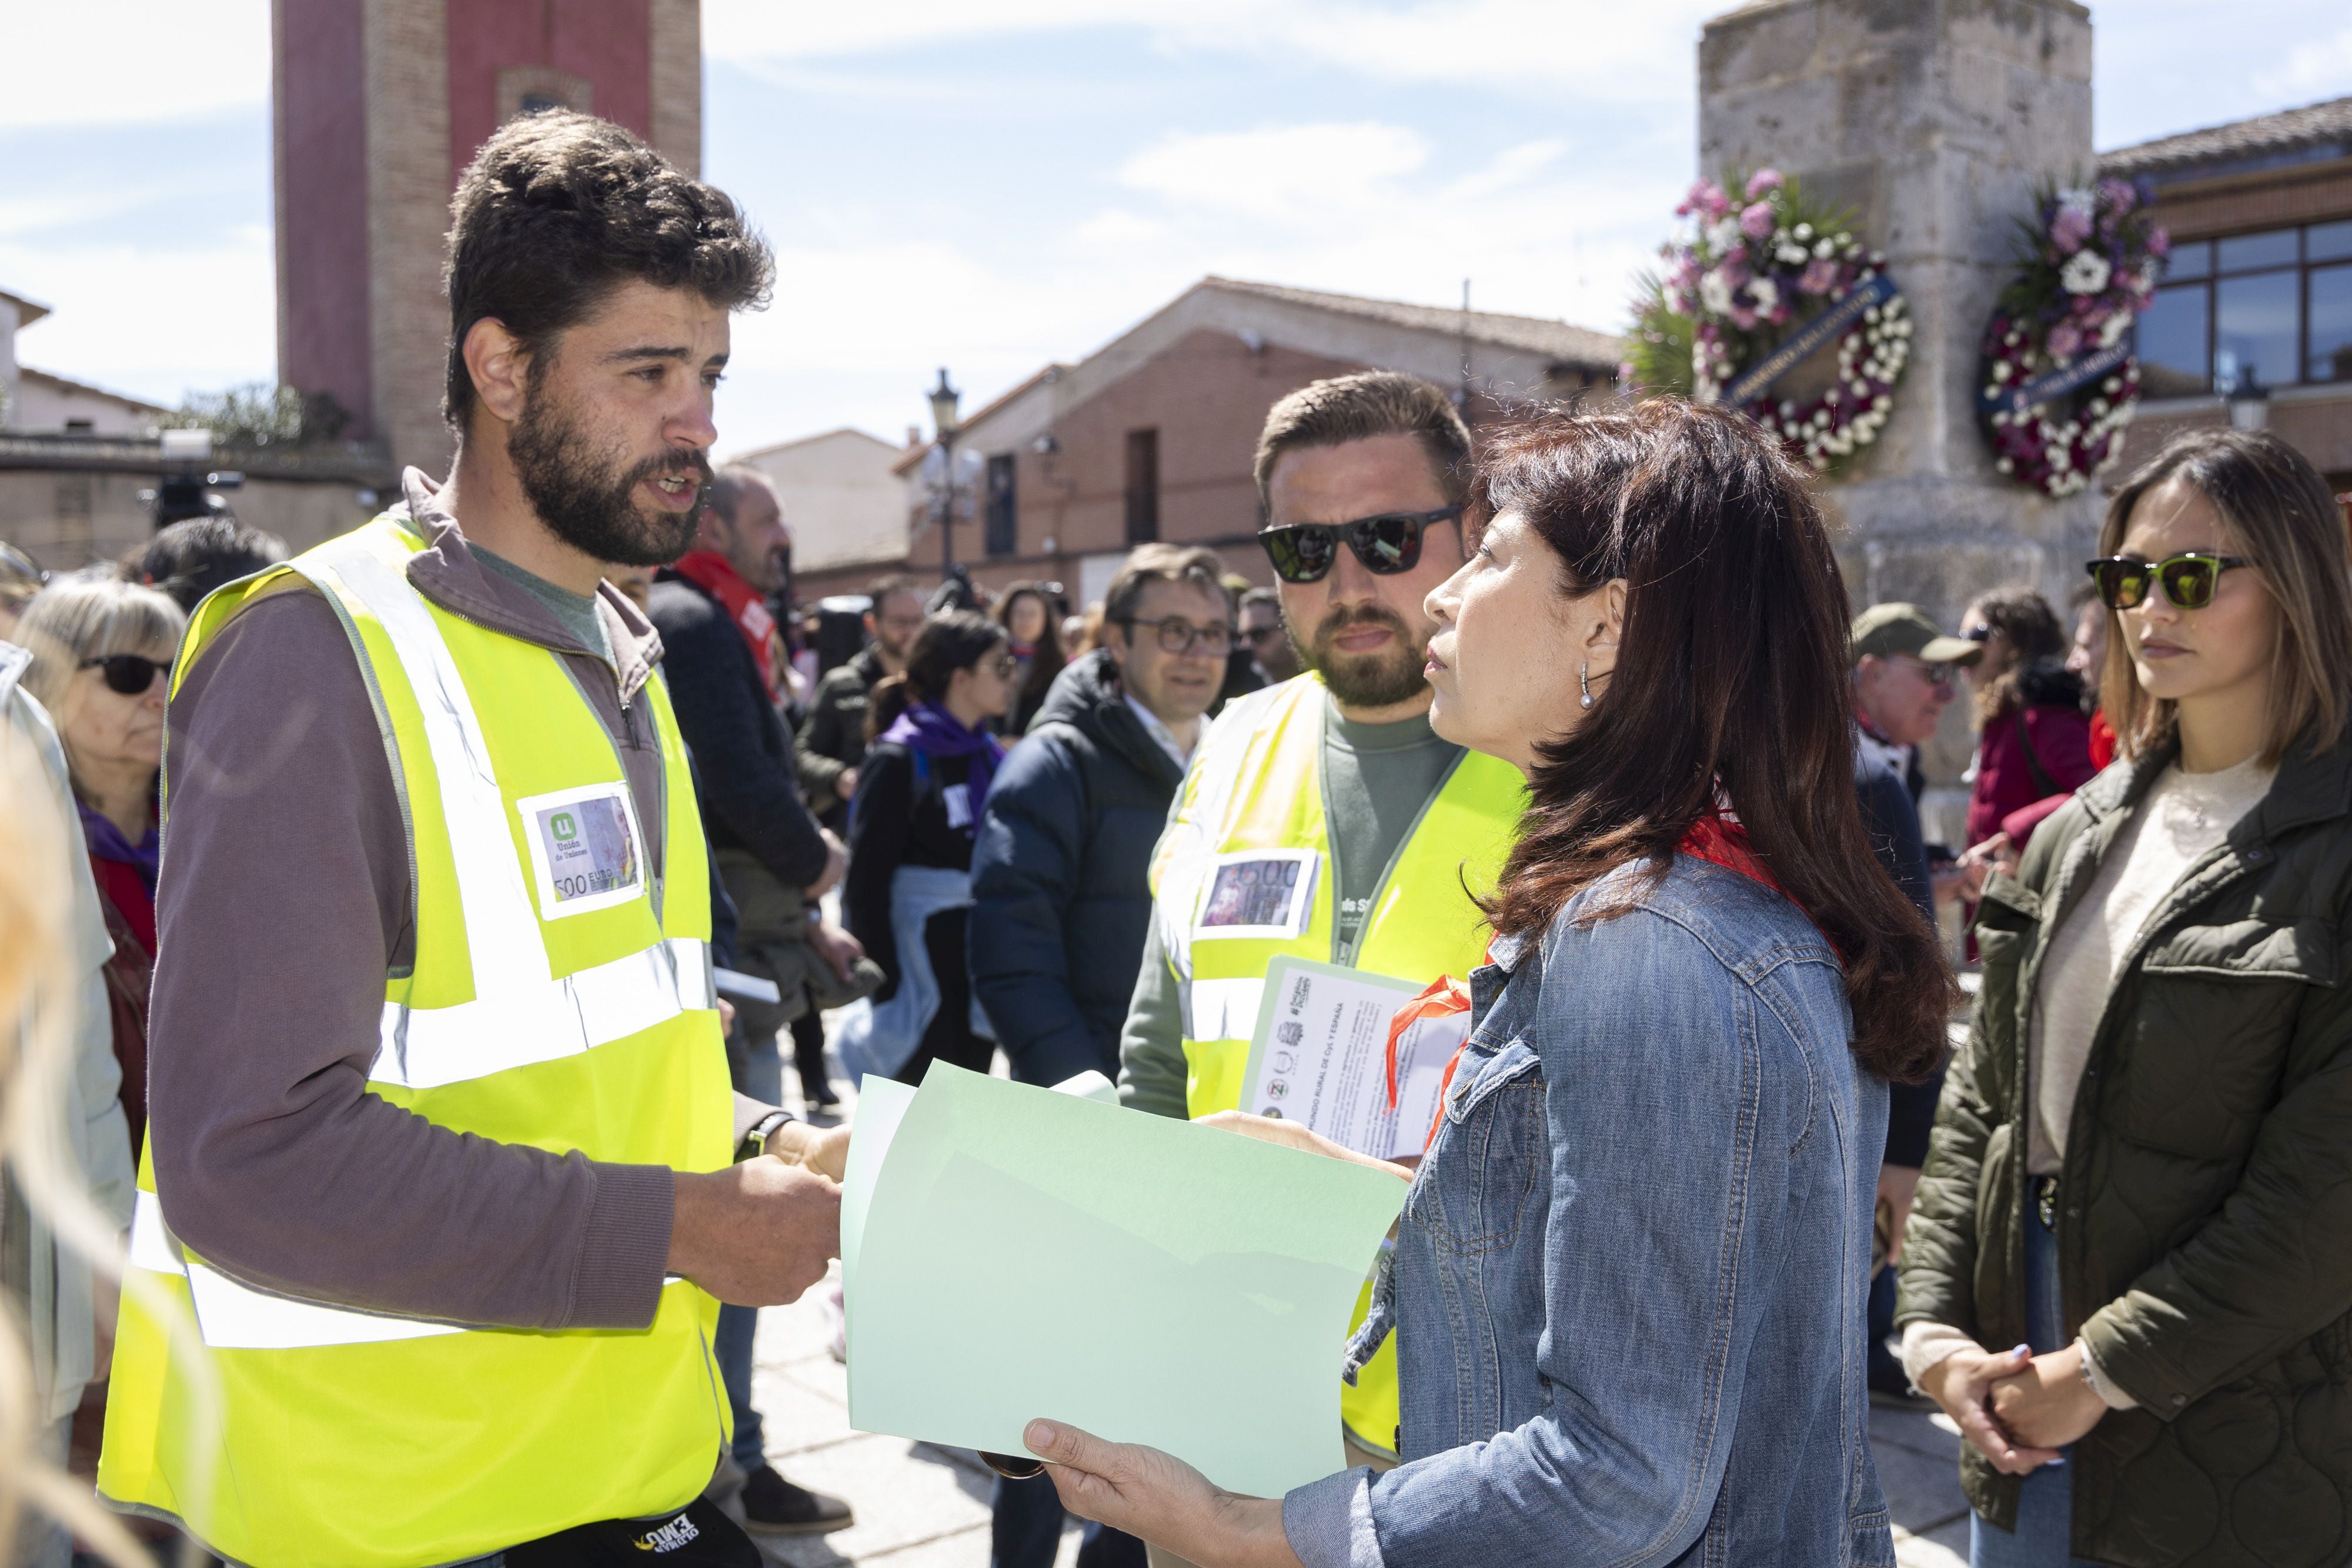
[[1118, 373, 1525, 1507], [97, 112, 848, 1567]]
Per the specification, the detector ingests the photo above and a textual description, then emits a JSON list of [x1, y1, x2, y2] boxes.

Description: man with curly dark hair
[[99, 112, 843, 1564]]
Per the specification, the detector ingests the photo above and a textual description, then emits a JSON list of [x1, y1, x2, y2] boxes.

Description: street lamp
[[929, 367, 961, 577]]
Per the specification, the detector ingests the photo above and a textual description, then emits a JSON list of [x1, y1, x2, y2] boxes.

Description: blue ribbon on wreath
[[1721, 271, 1897, 406], [1977, 338, 2133, 419]]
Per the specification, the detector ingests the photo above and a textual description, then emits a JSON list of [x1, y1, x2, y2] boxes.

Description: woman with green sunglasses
[[1899, 427, 2352, 1568]]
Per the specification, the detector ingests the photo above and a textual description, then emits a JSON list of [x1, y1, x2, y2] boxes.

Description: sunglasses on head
[[81, 653, 172, 696], [2084, 552, 2253, 611], [1258, 506, 1461, 584]]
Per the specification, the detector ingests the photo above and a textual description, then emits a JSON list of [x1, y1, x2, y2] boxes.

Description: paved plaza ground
[[723, 1047, 1976, 1568]]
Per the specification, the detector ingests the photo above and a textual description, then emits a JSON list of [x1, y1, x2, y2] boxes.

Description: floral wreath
[[1625, 169, 1911, 474], [1978, 179, 2167, 497]]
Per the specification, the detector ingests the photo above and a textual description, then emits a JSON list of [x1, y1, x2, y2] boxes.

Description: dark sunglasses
[[1258, 507, 1461, 585], [980, 1450, 1045, 1480], [2084, 553, 2253, 611], [81, 653, 172, 696]]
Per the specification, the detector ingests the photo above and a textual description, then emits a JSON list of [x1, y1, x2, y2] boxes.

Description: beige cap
[[1850, 603, 1983, 665]]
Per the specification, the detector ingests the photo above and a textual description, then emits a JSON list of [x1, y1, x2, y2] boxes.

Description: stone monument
[[1700, 0, 2104, 834]]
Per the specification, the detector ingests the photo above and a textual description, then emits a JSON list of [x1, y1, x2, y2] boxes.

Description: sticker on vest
[[514, 781, 646, 920], [943, 782, 974, 831], [1192, 848, 1319, 941]]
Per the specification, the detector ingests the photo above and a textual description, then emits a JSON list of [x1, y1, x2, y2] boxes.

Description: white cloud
[[0, 227, 277, 406], [705, 0, 1718, 96], [2253, 25, 2352, 100], [0, 2, 268, 128], [1119, 123, 1431, 221]]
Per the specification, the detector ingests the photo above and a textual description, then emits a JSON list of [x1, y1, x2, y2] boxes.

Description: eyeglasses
[[2085, 553, 2254, 611], [1119, 616, 1232, 655], [1963, 625, 1993, 643], [1258, 507, 1461, 584], [1890, 655, 1956, 689], [985, 653, 1020, 679], [81, 654, 172, 696], [980, 1451, 1045, 1480], [1241, 623, 1287, 644]]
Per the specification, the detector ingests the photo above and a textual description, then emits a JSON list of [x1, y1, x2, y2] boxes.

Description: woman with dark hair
[[996, 581, 1067, 736], [839, 611, 1016, 1085], [1016, 400, 1952, 1566], [1959, 584, 2096, 856], [1900, 428, 2352, 1568]]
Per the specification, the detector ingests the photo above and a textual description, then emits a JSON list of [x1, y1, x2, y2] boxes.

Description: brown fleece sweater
[[149, 468, 773, 1332]]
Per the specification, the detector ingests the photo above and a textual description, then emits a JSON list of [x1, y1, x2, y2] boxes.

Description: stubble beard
[[508, 380, 710, 568], [1299, 603, 1431, 710]]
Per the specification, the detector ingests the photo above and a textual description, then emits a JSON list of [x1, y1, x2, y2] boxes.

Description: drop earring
[[1579, 661, 1594, 710]]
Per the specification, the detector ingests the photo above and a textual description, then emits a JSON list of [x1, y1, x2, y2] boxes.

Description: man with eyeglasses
[[1849, 601, 1980, 1409], [967, 543, 1232, 1568], [1236, 586, 1300, 684], [1117, 373, 1525, 1499]]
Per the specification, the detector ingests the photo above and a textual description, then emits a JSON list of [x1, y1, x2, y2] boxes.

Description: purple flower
[[1799, 256, 1840, 296], [2051, 205, 2092, 253], [1729, 305, 1759, 330], [1745, 168, 1783, 199], [2048, 322, 2083, 359], [1739, 200, 1776, 239], [2149, 226, 2171, 258], [1688, 181, 1729, 220], [2097, 178, 2135, 215]]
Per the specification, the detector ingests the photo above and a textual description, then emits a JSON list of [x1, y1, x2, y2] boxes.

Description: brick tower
[[273, 0, 703, 477]]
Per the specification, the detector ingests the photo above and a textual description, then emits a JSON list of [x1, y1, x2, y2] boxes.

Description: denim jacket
[[1283, 855, 1893, 1567]]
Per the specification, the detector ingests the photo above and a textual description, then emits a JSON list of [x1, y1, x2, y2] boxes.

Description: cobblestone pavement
[[734, 1048, 1971, 1568]]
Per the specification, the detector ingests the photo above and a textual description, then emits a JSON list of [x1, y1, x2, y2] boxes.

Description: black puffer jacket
[[968, 650, 1185, 1086], [1900, 734, 2352, 1567]]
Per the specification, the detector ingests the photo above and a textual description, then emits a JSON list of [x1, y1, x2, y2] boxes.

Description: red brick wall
[[276, 0, 373, 436], [2110, 154, 2352, 496], [446, 0, 654, 186]]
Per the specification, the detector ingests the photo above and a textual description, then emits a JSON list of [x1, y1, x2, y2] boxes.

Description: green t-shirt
[[472, 544, 613, 670], [1118, 693, 1462, 1119]]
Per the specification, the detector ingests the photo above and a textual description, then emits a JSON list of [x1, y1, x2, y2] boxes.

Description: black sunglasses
[[2084, 553, 2253, 612], [1258, 507, 1461, 584], [81, 654, 172, 696]]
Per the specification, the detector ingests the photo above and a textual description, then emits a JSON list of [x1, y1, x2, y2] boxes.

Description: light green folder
[[841, 1062, 1405, 1497]]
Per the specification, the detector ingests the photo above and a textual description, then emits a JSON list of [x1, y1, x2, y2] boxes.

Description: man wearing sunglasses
[[1118, 373, 1526, 1489]]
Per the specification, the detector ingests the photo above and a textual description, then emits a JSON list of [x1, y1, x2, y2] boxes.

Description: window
[[984, 453, 1017, 557], [2139, 220, 2352, 393], [1124, 429, 1160, 545]]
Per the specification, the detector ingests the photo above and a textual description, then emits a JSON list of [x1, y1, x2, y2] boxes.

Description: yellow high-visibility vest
[[1148, 674, 1523, 1457], [99, 514, 735, 1567]]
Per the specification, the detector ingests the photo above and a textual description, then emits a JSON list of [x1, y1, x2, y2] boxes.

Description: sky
[[4, 1, 2350, 457]]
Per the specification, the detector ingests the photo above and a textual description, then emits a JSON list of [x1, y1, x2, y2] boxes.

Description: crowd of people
[[3, 105, 2350, 1568]]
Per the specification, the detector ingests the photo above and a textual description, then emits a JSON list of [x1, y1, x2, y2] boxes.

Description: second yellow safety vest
[[1148, 674, 1524, 1456], [99, 515, 736, 1567]]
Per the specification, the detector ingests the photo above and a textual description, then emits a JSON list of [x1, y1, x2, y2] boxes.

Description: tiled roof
[[2100, 95, 2352, 178], [18, 366, 168, 414], [1202, 276, 1622, 367]]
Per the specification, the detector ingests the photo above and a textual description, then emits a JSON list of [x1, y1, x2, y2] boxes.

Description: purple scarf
[[79, 801, 161, 895], [880, 700, 1005, 831]]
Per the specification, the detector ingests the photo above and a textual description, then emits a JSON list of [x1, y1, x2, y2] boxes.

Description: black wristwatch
[[742, 1109, 793, 1160]]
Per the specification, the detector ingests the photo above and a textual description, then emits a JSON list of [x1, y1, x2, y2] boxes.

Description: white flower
[[1793, 223, 1813, 240], [1698, 269, 1736, 316], [2061, 250, 2113, 295], [1708, 216, 1743, 253], [2099, 310, 2132, 347], [1749, 276, 1779, 310], [1815, 238, 1836, 259], [1777, 242, 1809, 266], [2057, 187, 2095, 218]]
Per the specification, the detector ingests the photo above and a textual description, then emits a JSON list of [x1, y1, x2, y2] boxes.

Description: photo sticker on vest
[[1193, 848, 1319, 940], [514, 781, 647, 920]]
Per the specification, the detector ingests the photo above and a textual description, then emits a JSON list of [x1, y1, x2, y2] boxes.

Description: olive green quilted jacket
[[1898, 735, 2352, 1567]]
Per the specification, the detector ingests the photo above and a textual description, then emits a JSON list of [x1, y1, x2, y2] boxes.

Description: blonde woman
[[1901, 429, 2352, 1567], [16, 572, 185, 1151]]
